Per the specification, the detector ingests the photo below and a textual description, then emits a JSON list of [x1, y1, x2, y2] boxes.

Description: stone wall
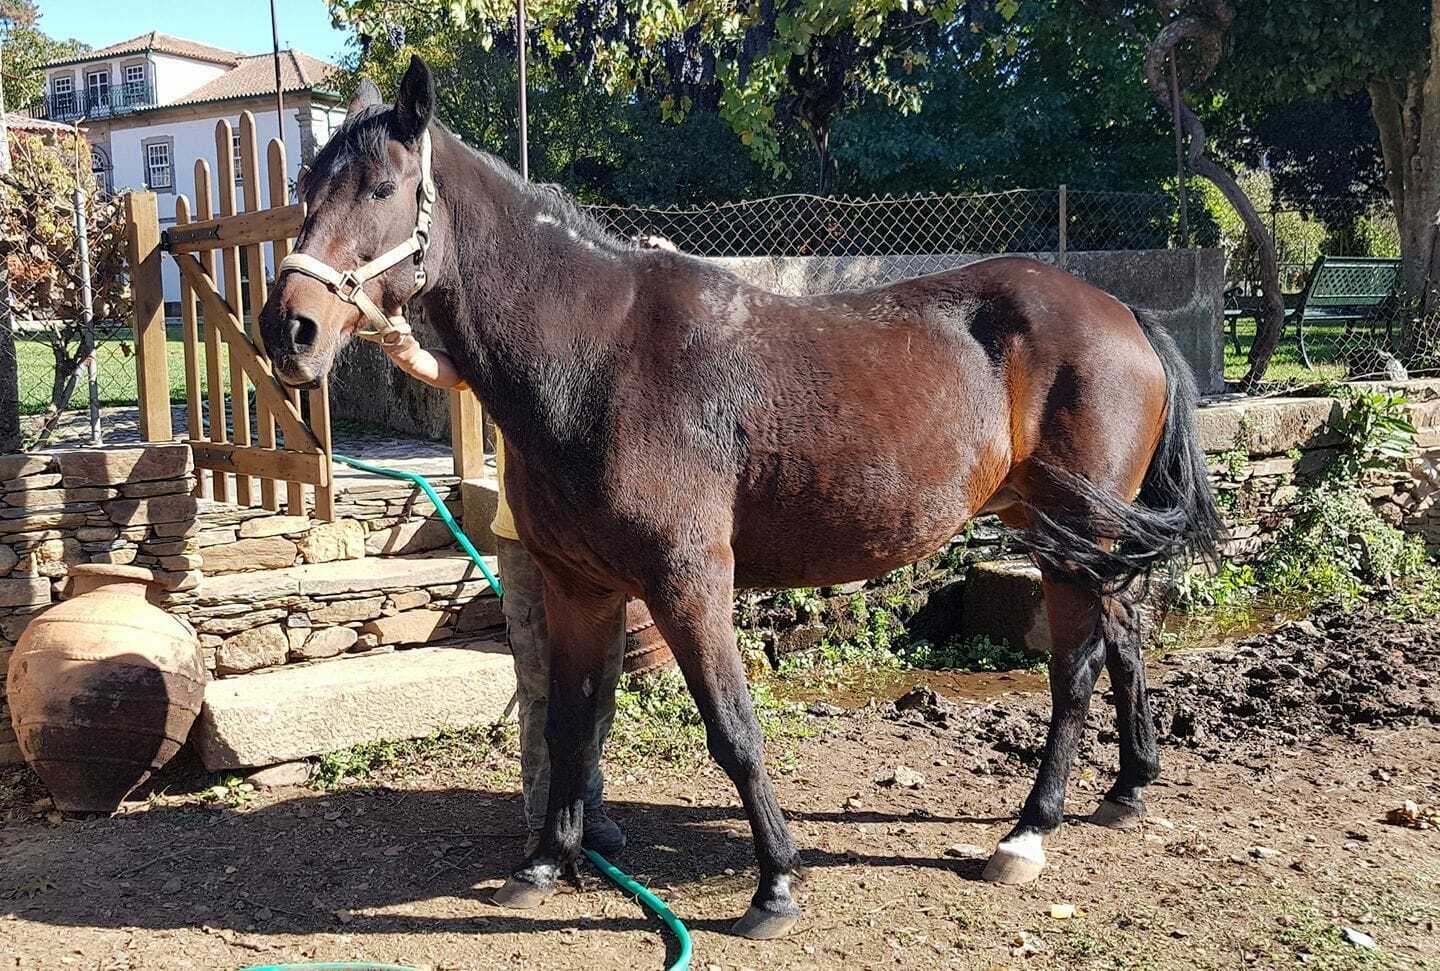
[[190, 476, 464, 577], [1196, 380, 1440, 556], [327, 248, 1226, 440], [0, 444, 198, 763], [163, 555, 502, 679]]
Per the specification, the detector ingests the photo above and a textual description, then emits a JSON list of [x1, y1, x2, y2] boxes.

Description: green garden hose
[[291, 454, 694, 971], [584, 847, 693, 971], [330, 453, 502, 597]]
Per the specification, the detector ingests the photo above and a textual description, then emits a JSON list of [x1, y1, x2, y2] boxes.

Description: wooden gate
[[124, 110, 485, 521]]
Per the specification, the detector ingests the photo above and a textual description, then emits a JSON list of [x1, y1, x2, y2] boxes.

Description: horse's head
[[260, 56, 439, 388]]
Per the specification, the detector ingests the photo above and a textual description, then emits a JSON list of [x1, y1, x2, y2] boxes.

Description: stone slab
[[106, 494, 198, 526], [961, 559, 1050, 657], [460, 478, 500, 556], [361, 609, 450, 645], [0, 577, 50, 608], [297, 553, 497, 597], [365, 518, 457, 557], [193, 643, 515, 769], [202, 536, 299, 573], [0, 455, 55, 480], [239, 515, 312, 539], [54, 444, 192, 486]]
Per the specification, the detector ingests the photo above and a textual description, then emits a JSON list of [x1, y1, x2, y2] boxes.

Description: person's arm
[[381, 335, 467, 390]]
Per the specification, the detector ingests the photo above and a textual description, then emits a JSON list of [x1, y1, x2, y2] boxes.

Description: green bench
[[1225, 255, 1401, 368]]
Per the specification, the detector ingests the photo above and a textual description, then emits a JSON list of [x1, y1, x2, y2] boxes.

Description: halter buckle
[[335, 271, 364, 302]]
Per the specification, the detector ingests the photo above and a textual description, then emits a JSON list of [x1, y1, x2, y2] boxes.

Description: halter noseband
[[279, 130, 436, 346]]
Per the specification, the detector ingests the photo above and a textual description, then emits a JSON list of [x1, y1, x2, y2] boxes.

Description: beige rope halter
[[279, 130, 436, 346]]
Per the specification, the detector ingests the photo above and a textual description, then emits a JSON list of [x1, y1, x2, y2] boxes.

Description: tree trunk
[[1142, 2, 1285, 390], [1366, 2, 1440, 361], [809, 122, 835, 196]]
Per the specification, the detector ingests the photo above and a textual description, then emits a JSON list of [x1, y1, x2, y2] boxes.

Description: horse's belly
[[730, 478, 975, 589]]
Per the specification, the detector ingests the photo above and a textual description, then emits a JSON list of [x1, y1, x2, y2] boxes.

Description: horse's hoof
[[1089, 798, 1145, 831], [732, 905, 800, 940], [491, 876, 553, 909], [981, 834, 1047, 885]]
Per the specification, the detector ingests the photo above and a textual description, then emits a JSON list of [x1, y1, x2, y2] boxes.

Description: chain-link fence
[[587, 187, 1176, 259], [2, 128, 139, 453]]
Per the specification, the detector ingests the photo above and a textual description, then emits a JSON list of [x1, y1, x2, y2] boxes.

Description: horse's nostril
[[288, 312, 318, 350]]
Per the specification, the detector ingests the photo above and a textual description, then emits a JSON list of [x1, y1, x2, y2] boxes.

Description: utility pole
[[270, 0, 286, 141], [0, 20, 19, 453], [516, 0, 528, 181]]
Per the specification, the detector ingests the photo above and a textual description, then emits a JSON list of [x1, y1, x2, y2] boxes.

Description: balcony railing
[[31, 80, 158, 122]]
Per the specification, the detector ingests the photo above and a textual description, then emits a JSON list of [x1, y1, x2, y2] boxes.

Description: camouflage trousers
[[497, 536, 626, 832]]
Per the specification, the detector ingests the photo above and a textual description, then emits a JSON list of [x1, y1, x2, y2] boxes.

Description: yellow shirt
[[491, 431, 519, 541]]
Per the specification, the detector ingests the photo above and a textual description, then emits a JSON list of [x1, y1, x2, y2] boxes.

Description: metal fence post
[[1057, 184, 1068, 267], [73, 186, 101, 446]]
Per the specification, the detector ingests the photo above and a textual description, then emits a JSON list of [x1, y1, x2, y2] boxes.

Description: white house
[[38, 32, 348, 305]]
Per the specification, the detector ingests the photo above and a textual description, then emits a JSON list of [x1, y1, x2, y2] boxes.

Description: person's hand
[[636, 234, 678, 252]]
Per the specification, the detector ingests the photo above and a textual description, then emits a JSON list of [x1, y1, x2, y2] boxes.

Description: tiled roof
[[172, 51, 339, 106], [42, 32, 241, 68], [4, 113, 77, 133]]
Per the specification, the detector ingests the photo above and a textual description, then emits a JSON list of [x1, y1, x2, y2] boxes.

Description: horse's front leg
[[983, 572, 1105, 884], [493, 576, 625, 908], [646, 553, 803, 940]]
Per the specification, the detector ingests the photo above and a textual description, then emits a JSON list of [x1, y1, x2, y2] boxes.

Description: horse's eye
[[372, 181, 397, 200]]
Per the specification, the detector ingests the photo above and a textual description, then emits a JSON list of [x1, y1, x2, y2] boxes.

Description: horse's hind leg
[[645, 554, 802, 940], [983, 572, 1106, 884], [1090, 593, 1159, 829]]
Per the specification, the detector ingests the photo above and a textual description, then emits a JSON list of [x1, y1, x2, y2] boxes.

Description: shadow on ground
[[1, 783, 1002, 948]]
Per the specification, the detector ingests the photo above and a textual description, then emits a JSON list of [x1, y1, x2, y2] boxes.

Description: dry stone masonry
[[0, 444, 198, 763]]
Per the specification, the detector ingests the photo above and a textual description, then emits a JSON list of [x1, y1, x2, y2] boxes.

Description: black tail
[[1017, 309, 1223, 594]]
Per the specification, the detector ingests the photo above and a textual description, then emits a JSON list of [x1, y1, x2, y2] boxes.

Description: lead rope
[[278, 130, 437, 346]]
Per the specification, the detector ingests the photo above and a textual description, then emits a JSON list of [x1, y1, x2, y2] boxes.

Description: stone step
[[174, 551, 500, 606], [193, 641, 514, 770]]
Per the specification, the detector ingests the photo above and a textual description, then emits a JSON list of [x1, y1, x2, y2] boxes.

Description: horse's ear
[[347, 79, 382, 120], [393, 55, 434, 143]]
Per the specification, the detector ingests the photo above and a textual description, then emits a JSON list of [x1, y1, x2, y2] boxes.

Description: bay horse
[[260, 56, 1220, 940]]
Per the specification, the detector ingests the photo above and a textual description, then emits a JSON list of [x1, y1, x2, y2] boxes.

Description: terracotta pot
[[623, 599, 676, 677], [6, 564, 205, 813]]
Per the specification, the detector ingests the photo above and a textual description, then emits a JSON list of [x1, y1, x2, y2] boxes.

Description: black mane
[[306, 105, 630, 253]]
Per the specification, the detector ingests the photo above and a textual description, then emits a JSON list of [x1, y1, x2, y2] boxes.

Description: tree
[[329, 0, 1018, 193], [0, 132, 130, 446], [835, 0, 1173, 196], [1, 1, 88, 109], [1216, 0, 1434, 318], [327, 8, 795, 203]]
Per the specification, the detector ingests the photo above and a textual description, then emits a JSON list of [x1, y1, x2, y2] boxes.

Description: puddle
[[781, 667, 1050, 708], [777, 602, 1298, 711]]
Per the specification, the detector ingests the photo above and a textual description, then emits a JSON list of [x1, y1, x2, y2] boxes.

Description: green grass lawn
[[16, 321, 232, 415], [1223, 314, 1376, 386]]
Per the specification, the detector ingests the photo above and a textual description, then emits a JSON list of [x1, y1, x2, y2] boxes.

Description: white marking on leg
[[997, 830, 1046, 864]]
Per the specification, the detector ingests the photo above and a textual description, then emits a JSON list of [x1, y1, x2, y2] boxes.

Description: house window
[[232, 132, 244, 185], [52, 76, 75, 115], [123, 64, 147, 105], [86, 70, 110, 111], [145, 141, 172, 190], [91, 148, 111, 194]]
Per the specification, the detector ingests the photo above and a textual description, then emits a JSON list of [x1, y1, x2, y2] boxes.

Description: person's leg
[[498, 536, 551, 838]]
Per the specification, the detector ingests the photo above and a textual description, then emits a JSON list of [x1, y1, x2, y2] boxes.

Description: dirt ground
[[3, 608, 1440, 971]]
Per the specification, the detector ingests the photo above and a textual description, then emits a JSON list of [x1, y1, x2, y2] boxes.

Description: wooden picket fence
[[124, 110, 485, 520]]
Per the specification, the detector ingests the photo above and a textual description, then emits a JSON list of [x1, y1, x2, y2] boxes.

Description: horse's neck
[[422, 134, 633, 450]]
